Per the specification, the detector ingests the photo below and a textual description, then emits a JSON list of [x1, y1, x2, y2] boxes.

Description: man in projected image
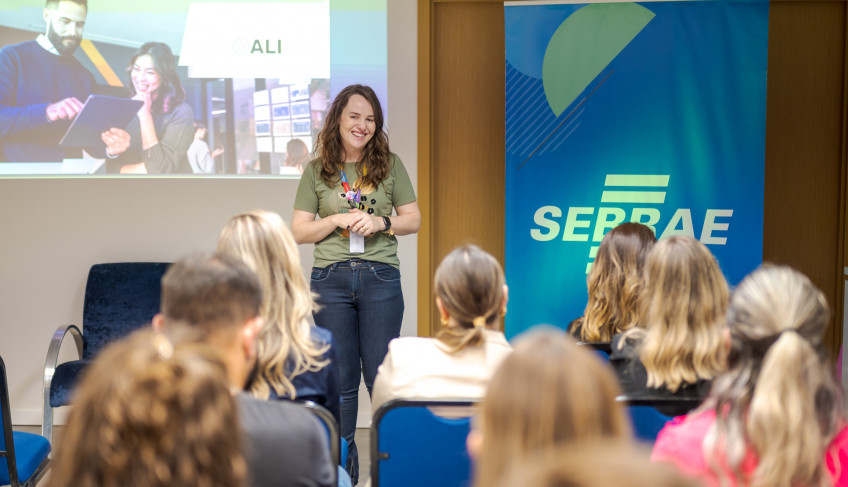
[[0, 0, 127, 162]]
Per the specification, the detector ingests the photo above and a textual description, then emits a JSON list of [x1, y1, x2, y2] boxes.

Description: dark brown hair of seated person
[[160, 253, 262, 335], [578, 222, 656, 342], [46, 329, 247, 487]]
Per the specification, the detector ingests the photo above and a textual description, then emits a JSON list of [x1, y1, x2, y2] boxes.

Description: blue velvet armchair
[[42, 262, 169, 444]]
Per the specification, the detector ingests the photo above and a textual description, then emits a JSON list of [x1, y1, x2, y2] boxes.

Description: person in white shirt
[[371, 244, 512, 412]]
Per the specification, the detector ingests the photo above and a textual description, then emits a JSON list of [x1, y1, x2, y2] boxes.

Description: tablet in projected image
[[0, 0, 387, 177], [60, 95, 143, 148]]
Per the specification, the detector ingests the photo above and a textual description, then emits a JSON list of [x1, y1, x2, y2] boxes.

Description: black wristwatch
[[382, 216, 392, 232]]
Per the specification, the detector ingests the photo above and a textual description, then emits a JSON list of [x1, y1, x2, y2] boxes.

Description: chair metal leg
[[42, 325, 82, 445]]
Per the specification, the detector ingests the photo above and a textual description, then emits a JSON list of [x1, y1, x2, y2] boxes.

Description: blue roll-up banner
[[504, 0, 768, 339]]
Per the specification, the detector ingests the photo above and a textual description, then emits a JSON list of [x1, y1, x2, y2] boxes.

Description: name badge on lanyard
[[341, 167, 365, 253]]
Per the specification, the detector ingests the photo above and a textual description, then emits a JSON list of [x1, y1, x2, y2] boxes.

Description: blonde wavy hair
[[703, 265, 842, 487], [433, 244, 506, 353], [473, 328, 630, 487], [218, 210, 329, 399], [634, 236, 728, 392], [580, 222, 656, 342], [47, 329, 246, 487]]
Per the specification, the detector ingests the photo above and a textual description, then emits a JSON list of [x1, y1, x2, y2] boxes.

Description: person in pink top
[[652, 265, 848, 487]]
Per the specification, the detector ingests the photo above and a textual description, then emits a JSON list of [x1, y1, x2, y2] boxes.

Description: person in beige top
[[371, 244, 512, 413]]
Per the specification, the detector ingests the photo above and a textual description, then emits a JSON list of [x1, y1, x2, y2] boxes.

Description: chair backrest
[[296, 400, 341, 467], [616, 396, 702, 443], [82, 262, 170, 359], [371, 399, 475, 487], [626, 405, 672, 443], [0, 356, 19, 485]]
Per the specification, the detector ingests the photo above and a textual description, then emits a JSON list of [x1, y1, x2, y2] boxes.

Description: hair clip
[[152, 333, 174, 359]]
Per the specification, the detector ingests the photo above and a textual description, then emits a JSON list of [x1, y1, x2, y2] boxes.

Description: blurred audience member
[[46, 329, 247, 487], [494, 443, 700, 487], [153, 254, 335, 487], [469, 327, 631, 487], [568, 222, 656, 342], [652, 265, 848, 487]]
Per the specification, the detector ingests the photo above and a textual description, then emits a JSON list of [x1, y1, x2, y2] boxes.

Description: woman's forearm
[[385, 212, 420, 236], [389, 201, 421, 236], [292, 211, 342, 244], [139, 114, 158, 150]]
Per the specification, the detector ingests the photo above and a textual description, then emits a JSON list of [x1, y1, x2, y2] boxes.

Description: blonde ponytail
[[704, 265, 841, 487], [747, 332, 835, 487]]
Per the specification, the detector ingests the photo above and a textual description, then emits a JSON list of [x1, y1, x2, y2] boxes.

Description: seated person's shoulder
[[237, 393, 323, 434], [390, 335, 433, 349]]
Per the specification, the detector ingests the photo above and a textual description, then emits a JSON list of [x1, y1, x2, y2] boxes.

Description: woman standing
[[104, 42, 194, 174], [291, 84, 420, 484]]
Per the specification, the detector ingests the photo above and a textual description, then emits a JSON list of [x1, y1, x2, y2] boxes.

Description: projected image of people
[[0, 1, 388, 177], [104, 42, 194, 174], [0, 0, 127, 163]]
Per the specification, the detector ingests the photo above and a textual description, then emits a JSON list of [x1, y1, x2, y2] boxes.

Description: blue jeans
[[311, 259, 404, 485]]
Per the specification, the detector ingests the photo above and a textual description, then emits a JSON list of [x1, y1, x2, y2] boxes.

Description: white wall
[[0, 1, 417, 426]]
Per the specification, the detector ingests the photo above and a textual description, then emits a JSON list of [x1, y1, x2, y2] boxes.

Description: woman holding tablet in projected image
[[103, 42, 194, 174], [291, 84, 420, 485]]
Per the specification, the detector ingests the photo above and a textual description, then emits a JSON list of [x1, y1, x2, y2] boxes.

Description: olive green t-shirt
[[293, 153, 417, 268]]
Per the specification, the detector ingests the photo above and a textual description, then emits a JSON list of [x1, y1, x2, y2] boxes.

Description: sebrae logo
[[529, 174, 733, 272]]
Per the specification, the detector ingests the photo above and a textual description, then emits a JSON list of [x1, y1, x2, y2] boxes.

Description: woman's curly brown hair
[[47, 329, 247, 487], [314, 84, 391, 189]]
